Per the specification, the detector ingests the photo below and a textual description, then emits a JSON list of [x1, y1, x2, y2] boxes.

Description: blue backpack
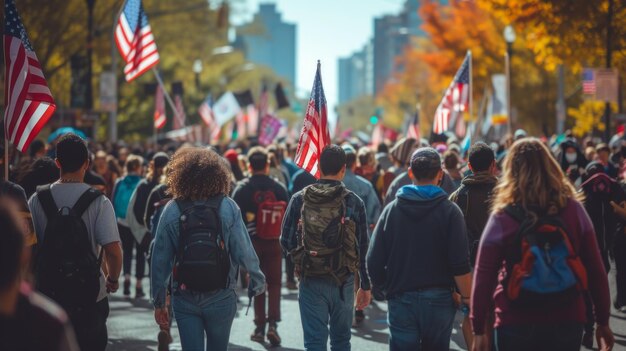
[[503, 205, 588, 306], [113, 175, 141, 219]]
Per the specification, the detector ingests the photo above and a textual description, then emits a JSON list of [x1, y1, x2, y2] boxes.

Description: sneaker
[[581, 331, 593, 349], [157, 330, 170, 351], [250, 326, 265, 343], [266, 325, 281, 346], [135, 287, 145, 299], [286, 281, 298, 290], [123, 280, 131, 296]]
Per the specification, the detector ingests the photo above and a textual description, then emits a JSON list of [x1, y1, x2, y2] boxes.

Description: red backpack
[[254, 190, 287, 239]]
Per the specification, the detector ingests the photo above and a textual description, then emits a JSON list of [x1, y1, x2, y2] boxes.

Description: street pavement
[[107, 271, 626, 351]]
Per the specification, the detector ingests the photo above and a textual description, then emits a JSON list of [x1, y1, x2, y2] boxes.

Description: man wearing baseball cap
[[367, 147, 472, 350]]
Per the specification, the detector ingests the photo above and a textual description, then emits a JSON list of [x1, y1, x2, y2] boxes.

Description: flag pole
[[468, 50, 473, 126], [3, 138, 8, 180], [151, 67, 185, 129]]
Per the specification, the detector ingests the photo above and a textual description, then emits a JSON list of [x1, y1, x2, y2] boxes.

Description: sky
[[231, 0, 405, 124]]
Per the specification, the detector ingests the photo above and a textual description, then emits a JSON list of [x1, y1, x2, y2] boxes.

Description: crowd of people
[[0, 128, 624, 351]]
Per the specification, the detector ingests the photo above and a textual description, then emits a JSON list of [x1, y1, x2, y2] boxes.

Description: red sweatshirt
[[470, 199, 610, 335]]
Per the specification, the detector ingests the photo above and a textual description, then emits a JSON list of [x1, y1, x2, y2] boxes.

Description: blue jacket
[[343, 170, 381, 231], [150, 196, 265, 308], [367, 184, 470, 298]]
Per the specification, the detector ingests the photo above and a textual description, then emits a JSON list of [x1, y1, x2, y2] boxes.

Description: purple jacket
[[471, 199, 610, 334]]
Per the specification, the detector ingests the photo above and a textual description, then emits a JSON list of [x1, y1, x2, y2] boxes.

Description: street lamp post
[[193, 59, 203, 91], [86, 0, 96, 110], [504, 25, 516, 135]]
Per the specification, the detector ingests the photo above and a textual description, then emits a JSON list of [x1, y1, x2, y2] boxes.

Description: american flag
[[406, 110, 420, 140], [4, 0, 56, 152], [259, 114, 283, 146], [433, 52, 470, 137], [294, 61, 330, 178], [198, 93, 214, 126], [115, 0, 159, 82], [198, 94, 221, 143], [153, 85, 166, 129], [173, 95, 186, 130], [582, 68, 596, 95]]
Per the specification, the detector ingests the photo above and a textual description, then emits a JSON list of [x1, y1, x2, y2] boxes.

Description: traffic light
[[370, 115, 379, 124]]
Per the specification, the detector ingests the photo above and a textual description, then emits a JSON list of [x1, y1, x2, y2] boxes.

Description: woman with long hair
[[471, 138, 614, 351], [150, 147, 265, 351]]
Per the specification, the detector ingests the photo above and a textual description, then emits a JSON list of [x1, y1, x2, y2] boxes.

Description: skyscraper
[[338, 41, 374, 104], [234, 4, 297, 87]]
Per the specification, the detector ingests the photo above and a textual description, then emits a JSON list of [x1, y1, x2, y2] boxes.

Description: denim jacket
[[343, 170, 381, 230], [150, 196, 266, 308]]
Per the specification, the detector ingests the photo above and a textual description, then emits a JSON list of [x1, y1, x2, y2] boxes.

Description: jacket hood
[[123, 174, 142, 184], [461, 172, 498, 186], [396, 185, 448, 219]]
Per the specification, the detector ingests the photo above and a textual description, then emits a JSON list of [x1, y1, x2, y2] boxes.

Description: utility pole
[[85, 0, 95, 110], [604, 0, 614, 142], [109, 8, 119, 143], [556, 65, 565, 135]]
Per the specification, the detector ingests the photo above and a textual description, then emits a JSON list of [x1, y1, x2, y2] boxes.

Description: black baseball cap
[[152, 152, 170, 168], [410, 147, 441, 170]]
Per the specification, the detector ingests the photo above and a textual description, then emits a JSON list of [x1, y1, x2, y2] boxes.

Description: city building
[[234, 4, 296, 87], [338, 41, 374, 104]]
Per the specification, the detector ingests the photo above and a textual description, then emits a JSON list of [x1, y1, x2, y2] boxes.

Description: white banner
[[99, 71, 117, 112], [212, 92, 241, 127]]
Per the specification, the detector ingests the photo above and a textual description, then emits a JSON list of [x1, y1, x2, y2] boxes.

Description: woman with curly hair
[[471, 138, 613, 351], [150, 147, 265, 351]]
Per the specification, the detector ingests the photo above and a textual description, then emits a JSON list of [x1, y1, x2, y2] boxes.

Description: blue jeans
[[495, 322, 583, 351], [172, 289, 237, 351], [387, 289, 456, 351], [298, 274, 355, 351]]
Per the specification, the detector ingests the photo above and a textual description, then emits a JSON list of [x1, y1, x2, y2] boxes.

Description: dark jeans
[[252, 238, 282, 326], [387, 289, 456, 351], [74, 298, 110, 351], [119, 223, 147, 279], [495, 322, 584, 351], [298, 275, 355, 351], [614, 233, 626, 307]]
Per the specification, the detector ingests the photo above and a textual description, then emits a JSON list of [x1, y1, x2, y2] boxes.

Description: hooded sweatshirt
[[449, 172, 498, 266], [367, 184, 470, 298]]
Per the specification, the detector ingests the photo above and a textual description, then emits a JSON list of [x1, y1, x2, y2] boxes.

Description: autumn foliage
[[379, 0, 626, 138]]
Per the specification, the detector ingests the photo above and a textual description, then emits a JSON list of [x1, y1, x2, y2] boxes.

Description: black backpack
[[35, 185, 103, 317], [174, 195, 230, 292]]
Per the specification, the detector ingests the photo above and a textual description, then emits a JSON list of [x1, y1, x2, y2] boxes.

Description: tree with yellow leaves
[[379, 0, 556, 136]]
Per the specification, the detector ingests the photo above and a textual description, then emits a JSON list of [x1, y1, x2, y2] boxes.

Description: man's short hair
[[55, 133, 88, 173], [410, 147, 441, 181], [468, 142, 495, 172], [124, 154, 144, 173], [29, 139, 45, 158], [320, 145, 346, 176], [247, 146, 269, 172], [0, 203, 24, 291]]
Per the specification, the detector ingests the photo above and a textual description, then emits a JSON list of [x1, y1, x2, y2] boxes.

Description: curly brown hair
[[166, 147, 231, 201]]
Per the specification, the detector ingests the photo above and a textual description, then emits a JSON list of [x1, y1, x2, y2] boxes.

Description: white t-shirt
[[29, 183, 121, 301]]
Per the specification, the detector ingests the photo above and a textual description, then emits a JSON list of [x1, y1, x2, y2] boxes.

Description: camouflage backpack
[[290, 183, 359, 285]]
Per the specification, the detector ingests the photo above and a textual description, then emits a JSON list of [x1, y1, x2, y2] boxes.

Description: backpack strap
[[73, 188, 103, 217], [36, 184, 58, 220], [503, 204, 527, 224]]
